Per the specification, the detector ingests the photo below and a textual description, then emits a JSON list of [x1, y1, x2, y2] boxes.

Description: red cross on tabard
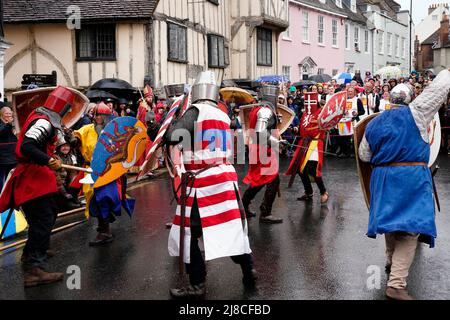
[[304, 92, 318, 115]]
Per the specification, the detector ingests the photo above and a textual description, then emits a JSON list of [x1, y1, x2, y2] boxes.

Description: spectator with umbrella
[[117, 98, 135, 117]]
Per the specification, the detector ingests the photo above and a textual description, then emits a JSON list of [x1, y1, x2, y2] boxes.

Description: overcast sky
[[395, 0, 447, 25]]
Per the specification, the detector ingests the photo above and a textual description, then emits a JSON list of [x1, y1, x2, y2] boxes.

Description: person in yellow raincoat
[[69, 102, 117, 245]]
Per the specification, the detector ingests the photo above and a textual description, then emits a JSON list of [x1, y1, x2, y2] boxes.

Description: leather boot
[[24, 267, 64, 288], [170, 283, 206, 299], [260, 215, 283, 224], [89, 232, 114, 246], [385, 287, 415, 300], [320, 192, 329, 204], [297, 194, 313, 201]]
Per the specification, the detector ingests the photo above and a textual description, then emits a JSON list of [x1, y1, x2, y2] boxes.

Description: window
[[208, 34, 226, 68], [168, 23, 187, 63], [351, 0, 357, 12], [257, 27, 272, 66], [364, 30, 369, 53], [318, 68, 325, 75], [345, 24, 350, 49], [284, 10, 291, 39], [332, 20, 338, 47], [300, 64, 311, 80], [282, 66, 291, 81], [378, 30, 384, 54], [335, 0, 342, 8], [395, 35, 400, 57], [387, 33, 392, 56], [303, 11, 310, 42], [332, 69, 339, 76], [207, 0, 219, 4], [318, 16, 324, 45], [76, 24, 116, 60], [354, 26, 360, 51], [402, 37, 406, 58]]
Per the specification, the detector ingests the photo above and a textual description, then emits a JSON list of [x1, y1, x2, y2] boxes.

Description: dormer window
[[351, 0, 357, 13]]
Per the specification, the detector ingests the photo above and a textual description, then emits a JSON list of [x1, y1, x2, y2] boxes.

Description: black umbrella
[[85, 90, 118, 101], [90, 78, 135, 91], [292, 80, 316, 88], [308, 74, 332, 83], [88, 78, 139, 105]]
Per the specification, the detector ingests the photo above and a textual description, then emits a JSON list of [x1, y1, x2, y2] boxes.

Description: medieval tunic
[[286, 108, 325, 178], [0, 110, 58, 212], [243, 106, 279, 188], [167, 103, 251, 263], [359, 70, 450, 248]]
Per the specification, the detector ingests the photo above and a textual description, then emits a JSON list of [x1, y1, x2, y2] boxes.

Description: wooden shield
[[277, 104, 295, 134], [428, 113, 441, 167], [0, 209, 27, 239], [239, 103, 295, 145], [318, 91, 347, 130], [12, 87, 89, 133], [91, 117, 148, 188], [354, 113, 379, 210]]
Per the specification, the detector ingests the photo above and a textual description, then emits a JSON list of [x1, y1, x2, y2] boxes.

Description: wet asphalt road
[[1, 155, 450, 300]]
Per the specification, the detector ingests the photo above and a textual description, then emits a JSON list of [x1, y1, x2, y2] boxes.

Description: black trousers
[[337, 136, 353, 156], [242, 175, 280, 217], [299, 161, 326, 196], [186, 198, 254, 286], [21, 194, 58, 269]]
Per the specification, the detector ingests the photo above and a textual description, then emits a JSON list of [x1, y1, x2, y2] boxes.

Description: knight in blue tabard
[[358, 69, 450, 300]]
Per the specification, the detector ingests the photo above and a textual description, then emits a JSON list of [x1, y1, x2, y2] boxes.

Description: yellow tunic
[[74, 124, 98, 217]]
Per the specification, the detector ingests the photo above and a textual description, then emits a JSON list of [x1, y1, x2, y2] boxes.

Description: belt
[[378, 162, 427, 167]]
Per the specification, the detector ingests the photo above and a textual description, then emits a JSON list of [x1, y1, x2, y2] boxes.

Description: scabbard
[[431, 167, 441, 212], [178, 173, 188, 276]]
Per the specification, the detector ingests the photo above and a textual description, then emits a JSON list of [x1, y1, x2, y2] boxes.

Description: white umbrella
[[375, 66, 402, 80]]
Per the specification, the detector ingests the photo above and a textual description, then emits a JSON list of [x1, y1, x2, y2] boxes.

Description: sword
[[286, 138, 310, 188], [431, 166, 441, 212]]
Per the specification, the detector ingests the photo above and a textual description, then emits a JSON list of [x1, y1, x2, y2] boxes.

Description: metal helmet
[[94, 102, 111, 116], [43, 86, 76, 117], [191, 71, 219, 104], [390, 83, 413, 105], [259, 85, 279, 108]]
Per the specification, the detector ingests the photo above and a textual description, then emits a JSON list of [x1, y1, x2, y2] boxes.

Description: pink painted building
[[280, 0, 347, 82]]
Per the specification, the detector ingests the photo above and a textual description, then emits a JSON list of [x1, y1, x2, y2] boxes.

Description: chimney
[[440, 14, 449, 46], [429, 3, 436, 15]]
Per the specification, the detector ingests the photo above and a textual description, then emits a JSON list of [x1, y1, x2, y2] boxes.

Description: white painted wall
[[416, 4, 449, 43]]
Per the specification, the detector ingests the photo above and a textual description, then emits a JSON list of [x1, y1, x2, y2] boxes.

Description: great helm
[[43, 86, 76, 117], [259, 85, 279, 108], [191, 71, 219, 104], [390, 83, 413, 105]]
